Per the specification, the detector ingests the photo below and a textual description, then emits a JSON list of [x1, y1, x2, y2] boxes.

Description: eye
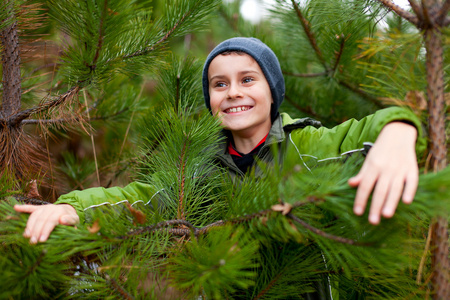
[[242, 77, 254, 84], [213, 81, 227, 88]]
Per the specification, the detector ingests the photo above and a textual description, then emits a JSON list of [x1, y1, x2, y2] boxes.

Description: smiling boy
[[14, 37, 424, 244]]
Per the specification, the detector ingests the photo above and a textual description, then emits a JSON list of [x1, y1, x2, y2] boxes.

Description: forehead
[[208, 52, 261, 77]]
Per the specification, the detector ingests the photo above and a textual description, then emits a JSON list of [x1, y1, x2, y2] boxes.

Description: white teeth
[[226, 106, 249, 113]]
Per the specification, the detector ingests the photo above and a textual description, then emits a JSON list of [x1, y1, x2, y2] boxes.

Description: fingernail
[[382, 207, 393, 217], [30, 236, 37, 244], [24, 229, 30, 237], [403, 195, 412, 204], [354, 207, 363, 215], [369, 214, 379, 225], [39, 235, 46, 242]]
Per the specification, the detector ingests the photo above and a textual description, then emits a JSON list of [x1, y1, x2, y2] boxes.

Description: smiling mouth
[[224, 106, 252, 113]]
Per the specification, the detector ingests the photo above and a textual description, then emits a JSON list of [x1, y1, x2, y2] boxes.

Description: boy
[[15, 37, 423, 244]]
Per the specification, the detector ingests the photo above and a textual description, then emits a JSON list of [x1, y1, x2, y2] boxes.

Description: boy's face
[[208, 53, 273, 138]]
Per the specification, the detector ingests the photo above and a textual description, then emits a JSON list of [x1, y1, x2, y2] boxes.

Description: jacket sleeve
[[54, 181, 158, 223], [289, 106, 426, 160]]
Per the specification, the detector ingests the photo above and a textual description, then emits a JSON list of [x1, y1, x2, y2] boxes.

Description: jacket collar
[[214, 113, 322, 173], [216, 113, 286, 158]]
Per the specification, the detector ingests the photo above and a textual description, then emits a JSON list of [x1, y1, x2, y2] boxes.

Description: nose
[[227, 83, 243, 99]]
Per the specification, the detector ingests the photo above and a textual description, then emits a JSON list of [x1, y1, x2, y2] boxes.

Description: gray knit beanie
[[202, 37, 285, 121]]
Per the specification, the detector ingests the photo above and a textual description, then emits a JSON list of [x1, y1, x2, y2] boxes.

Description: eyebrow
[[209, 70, 260, 82]]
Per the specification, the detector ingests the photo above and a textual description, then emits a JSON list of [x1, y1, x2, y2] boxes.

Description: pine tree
[[0, 0, 219, 197], [1, 0, 449, 299]]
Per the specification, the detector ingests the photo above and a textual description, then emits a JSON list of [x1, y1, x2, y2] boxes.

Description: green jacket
[[55, 106, 425, 223]]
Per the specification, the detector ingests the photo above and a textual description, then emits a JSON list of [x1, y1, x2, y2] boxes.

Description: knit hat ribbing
[[202, 37, 285, 121]]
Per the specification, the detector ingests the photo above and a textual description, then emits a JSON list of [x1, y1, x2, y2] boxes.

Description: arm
[[287, 106, 425, 224], [14, 181, 157, 243]]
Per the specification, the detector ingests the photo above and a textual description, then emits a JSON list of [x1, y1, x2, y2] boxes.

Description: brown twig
[[104, 273, 135, 300], [29, 63, 60, 76], [124, 197, 326, 238], [126, 220, 197, 237], [417, 225, 433, 284], [9, 85, 80, 126], [332, 35, 345, 75], [286, 213, 368, 246], [408, 0, 424, 21], [421, 0, 433, 28], [375, 0, 419, 26], [290, 0, 327, 69], [253, 273, 283, 300], [177, 139, 188, 220], [90, 0, 108, 69], [25, 249, 47, 278], [12, 195, 50, 205]]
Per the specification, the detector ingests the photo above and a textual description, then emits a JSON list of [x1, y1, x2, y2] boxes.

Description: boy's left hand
[[348, 122, 418, 225]]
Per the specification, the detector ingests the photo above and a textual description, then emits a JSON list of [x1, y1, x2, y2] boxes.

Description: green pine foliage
[[2, 151, 449, 298]]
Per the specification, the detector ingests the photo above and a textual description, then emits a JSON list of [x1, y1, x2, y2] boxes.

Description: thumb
[[60, 214, 79, 225]]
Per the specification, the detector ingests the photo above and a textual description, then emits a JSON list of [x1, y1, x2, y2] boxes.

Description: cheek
[[209, 95, 221, 114]]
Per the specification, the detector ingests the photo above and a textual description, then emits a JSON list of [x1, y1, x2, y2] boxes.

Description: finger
[[381, 177, 404, 218], [348, 174, 362, 187], [38, 217, 60, 243], [369, 177, 392, 225], [402, 171, 418, 204], [29, 212, 54, 244], [353, 171, 378, 216], [14, 204, 40, 214], [60, 214, 79, 226], [348, 164, 368, 187], [24, 207, 45, 239]]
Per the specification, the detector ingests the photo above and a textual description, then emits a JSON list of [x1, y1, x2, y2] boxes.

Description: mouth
[[223, 106, 252, 114]]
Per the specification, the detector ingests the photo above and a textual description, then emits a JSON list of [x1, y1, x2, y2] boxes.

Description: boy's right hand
[[14, 204, 79, 244]]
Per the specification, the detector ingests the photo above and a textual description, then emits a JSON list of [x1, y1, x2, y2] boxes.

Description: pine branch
[[421, 0, 433, 28], [9, 85, 80, 126], [122, 11, 189, 60], [104, 273, 135, 300], [408, 0, 423, 20], [375, 0, 419, 26], [11, 195, 50, 205], [177, 138, 188, 220], [290, 0, 327, 70], [25, 249, 46, 278], [90, 0, 108, 70], [286, 213, 368, 246], [338, 80, 385, 108], [254, 272, 283, 300], [332, 34, 346, 76], [29, 63, 60, 76]]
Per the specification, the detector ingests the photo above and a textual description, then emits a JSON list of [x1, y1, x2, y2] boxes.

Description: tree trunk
[[1, 0, 21, 119], [424, 26, 449, 300]]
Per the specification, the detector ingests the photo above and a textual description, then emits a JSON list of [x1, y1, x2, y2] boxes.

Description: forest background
[[0, 0, 449, 299]]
